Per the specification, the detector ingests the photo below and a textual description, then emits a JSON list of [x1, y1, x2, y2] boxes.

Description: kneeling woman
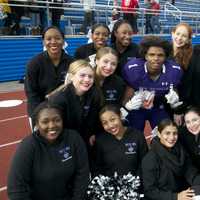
[[142, 119, 200, 200], [94, 104, 148, 177], [48, 59, 102, 146], [7, 101, 90, 200]]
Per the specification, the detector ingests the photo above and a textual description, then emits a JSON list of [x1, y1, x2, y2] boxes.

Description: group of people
[[7, 20, 200, 200], [0, 0, 66, 35]]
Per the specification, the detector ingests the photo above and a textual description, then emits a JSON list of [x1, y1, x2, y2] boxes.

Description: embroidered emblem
[[106, 90, 117, 101], [125, 142, 137, 154], [59, 146, 72, 162]]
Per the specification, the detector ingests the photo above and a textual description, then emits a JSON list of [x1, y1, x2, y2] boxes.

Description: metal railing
[[1, 0, 200, 36], [164, 2, 182, 21]]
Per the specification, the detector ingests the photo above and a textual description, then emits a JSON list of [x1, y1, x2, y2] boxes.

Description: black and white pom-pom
[[87, 175, 114, 200], [115, 173, 140, 200], [86, 172, 140, 200]]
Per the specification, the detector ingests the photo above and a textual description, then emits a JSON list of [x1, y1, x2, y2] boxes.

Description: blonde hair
[[172, 22, 193, 70], [96, 47, 118, 61], [46, 59, 94, 98]]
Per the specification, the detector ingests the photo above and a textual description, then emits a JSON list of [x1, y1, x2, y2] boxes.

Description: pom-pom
[[86, 172, 140, 200]]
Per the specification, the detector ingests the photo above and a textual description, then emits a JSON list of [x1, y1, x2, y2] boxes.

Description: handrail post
[[46, 0, 51, 27]]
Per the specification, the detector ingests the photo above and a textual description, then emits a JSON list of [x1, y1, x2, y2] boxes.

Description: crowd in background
[[4, 4, 200, 200], [0, 0, 162, 35]]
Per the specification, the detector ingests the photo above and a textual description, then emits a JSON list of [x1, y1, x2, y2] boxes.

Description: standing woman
[[74, 24, 110, 67], [172, 24, 200, 113], [110, 19, 140, 76], [7, 101, 90, 200], [25, 26, 73, 122], [171, 23, 193, 125], [179, 106, 200, 169], [48, 59, 102, 146], [142, 119, 200, 200], [171, 22, 193, 72], [94, 104, 148, 177], [95, 47, 126, 106]]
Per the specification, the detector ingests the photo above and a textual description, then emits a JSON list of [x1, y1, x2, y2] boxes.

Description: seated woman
[[179, 106, 200, 169], [7, 101, 90, 200], [95, 47, 126, 106], [142, 118, 200, 200], [94, 104, 148, 177]]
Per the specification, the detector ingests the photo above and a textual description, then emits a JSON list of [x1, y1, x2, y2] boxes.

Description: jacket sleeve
[[7, 137, 34, 200], [87, 87, 103, 136], [71, 133, 90, 200], [142, 152, 177, 200], [136, 130, 148, 177], [184, 153, 200, 186], [24, 59, 43, 117], [93, 137, 105, 177]]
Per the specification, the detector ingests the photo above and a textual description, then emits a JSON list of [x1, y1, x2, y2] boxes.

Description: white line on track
[[0, 140, 21, 148], [0, 186, 7, 192], [0, 115, 28, 123]]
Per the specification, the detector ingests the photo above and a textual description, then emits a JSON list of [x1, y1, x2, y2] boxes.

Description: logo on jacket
[[125, 142, 137, 154], [106, 90, 117, 101], [59, 146, 72, 162]]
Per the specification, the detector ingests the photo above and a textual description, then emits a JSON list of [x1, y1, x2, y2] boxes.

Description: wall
[[0, 34, 200, 82]]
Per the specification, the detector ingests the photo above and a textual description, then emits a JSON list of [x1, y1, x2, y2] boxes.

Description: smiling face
[[71, 66, 94, 96], [172, 25, 190, 49], [100, 110, 124, 139], [36, 108, 63, 143], [185, 111, 200, 135], [43, 28, 64, 57], [114, 23, 133, 48], [96, 53, 118, 77], [91, 26, 109, 50], [158, 125, 178, 148], [145, 46, 166, 75]]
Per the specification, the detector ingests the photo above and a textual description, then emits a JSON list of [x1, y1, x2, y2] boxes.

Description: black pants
[[145, 14, 153, 34], [123, 13, 138, 33], [80, 11, 95, 34]]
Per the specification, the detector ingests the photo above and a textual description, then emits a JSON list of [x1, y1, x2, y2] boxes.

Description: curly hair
[[139, 36, 172, 58], [171, 23, 193, 70]]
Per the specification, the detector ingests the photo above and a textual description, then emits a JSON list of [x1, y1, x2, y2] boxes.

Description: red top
[[121, 0, 139, 13]]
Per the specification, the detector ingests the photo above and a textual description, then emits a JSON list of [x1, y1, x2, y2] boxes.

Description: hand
[[143, 90, 155, 109], [125, 92, 143, 111], [174, 114, 183, 126], [120, 107, 129, 120], [178, 188, 195, 200], [89, 135, 96, 146], [151, 126, 158, 138], [165, 85, 183, 108], [165, 86, 179, 105]]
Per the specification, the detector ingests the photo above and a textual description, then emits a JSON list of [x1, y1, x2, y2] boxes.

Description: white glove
[[165, 84, 183, 108], [151, 126, 158, 138], [143, 90, 155, 101], [125, 92, 143, 111], [142, 90, 155, 109], [120, 107, 129, 120]]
